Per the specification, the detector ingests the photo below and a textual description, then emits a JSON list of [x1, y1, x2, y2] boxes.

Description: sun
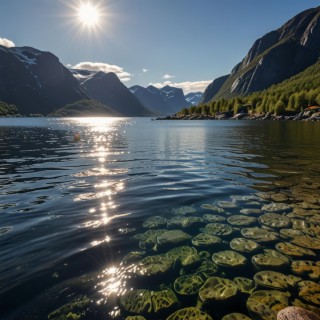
[[78, 2, 100, 27]]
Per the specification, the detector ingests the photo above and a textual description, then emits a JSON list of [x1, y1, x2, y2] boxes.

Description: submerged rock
[[119, 289, 152, 315], [230, 238, 261, 253], [166, 245, 200, 269], [143, 216, 167, 229], [201, 204, 226, 213], [247, 290, 290, 320], [291, 236, 320, 250], [157, 230, 191, 249], [203, 213, 227, 222], [166, 307, 213, 320], [254, 270, 301, 290], [292, 261, 320, 280], [233, 277, 257, 294], [173, 206, 196, 215], [212, 250, 247, 268], [135, 255, 173, 278], [252, 249, 290, 270], [297, 281, 320, 306], [241, 227, 279, 243], [151, 289, 180, 315], [201, 223, 233, 237], [174, 274, 204, 296], [199, 277, 238, 303], [192, 233, 223, 249], [227, 215, 257, 227], [262, 203, 291, 213], [259, 213, 291, 229], [275, 242, 316, 258], [222, 313, 252, 320]]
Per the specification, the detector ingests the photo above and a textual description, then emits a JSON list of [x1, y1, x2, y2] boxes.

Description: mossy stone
[[125, 317, 147, 320], [173, 206, 196, 215], [174, 274, 205, 296], [119, 289, 152, 315], [135, 229, 167, 250], [199, 277, 238, 303], [227, 215, 257, 227], [251, 249, 290, 270], [143, 216, 167, 229], [280, 229, 304, 239], [192, 233, 223, 248], [151, 289, 180, 315], [230, 238, 261, 253], [246, 290, 290, 320], [157, 230, 191, 247], [297, 281, 320, 306], [136, 255, 173, 278], [291, 236, 320, 250], [166, 307, 213, 320], [201, 223, 233, 237], [122, 251, 146, 264], [212, 250, 247, 268], [201, 204, 225, 213], [233, 277, 257, 294], [275, 242, 316, 258], [195, 260, 219, 279], [254, 270, 301, 290], [203, 213, 227, 222], [222, 313, 251, 320], [292, 261, 320, 280], [241, 227, 279, 243], [259, 213, 291, 229], [218, 201, 238, 209], [262, 203, 292, 213]]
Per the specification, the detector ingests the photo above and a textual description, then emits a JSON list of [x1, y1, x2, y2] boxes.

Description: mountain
[[0, 46, 87, 115], [129, 85, 190, 115], [185, 92, 203, 105], [79, 71, 155, 117], [201, 75, 229, 103], [211, 6, 320, 100], [49, 100, 120, 117]]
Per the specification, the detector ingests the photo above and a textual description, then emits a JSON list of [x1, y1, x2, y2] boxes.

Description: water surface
[[0, 118, 319, 319]]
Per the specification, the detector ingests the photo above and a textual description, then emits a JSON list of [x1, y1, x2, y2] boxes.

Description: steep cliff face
[[201, 75, 229, 103], [0, 46, 87, 115], [212, 7, 320, 100], [82, 72, 155, 116]]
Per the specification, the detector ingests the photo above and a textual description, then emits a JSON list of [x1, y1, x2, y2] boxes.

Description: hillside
[[210, 6, 320, 100]]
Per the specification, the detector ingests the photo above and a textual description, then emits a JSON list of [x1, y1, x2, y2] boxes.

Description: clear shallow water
[[0, 118, 320, 319]]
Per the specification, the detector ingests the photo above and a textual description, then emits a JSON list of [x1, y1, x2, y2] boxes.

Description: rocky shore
[[157, 107, 320, 122]]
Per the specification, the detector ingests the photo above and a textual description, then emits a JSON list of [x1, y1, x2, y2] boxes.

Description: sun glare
[[78, 2, 100, 27]]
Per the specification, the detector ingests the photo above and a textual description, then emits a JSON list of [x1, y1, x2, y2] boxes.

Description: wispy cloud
[[150, 80, 212, 94], [72, 62, 132, 82], [162, 74, 175, 80], [0, 37, 15, 48], [142, 68, 148, 73]]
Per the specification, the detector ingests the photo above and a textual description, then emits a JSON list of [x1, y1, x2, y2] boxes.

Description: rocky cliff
[[81, 72, 155, 117], [0, 46, 87, 115], [212, 6, 320, 100]]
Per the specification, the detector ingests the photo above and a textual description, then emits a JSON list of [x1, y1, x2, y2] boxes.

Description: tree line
[[179, 60, 320, 117]]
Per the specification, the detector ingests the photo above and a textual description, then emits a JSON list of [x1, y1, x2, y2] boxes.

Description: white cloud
[[150, 80, 212, 94], [142, 68, 148, 73], [0, 37, 15, 48], [72, 61, 132, 82], [162, 73, 175, 80]]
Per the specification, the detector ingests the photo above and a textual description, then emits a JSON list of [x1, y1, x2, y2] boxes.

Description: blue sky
[[0, 0, 319, 93]]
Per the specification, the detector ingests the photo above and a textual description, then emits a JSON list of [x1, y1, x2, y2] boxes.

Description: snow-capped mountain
[[185, 92, 203, 105]]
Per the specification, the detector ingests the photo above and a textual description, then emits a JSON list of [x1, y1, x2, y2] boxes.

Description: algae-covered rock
[[253, 270, 301, 290], [157, 230, 191, 248], [192, 233, 223, 249], [218, 201, 238, 209], [227, 215, 257, 227], [167, 216, 203, 229], [212, 250, 247, 268], [230, 238, 261, 253], [297, 281, 320, 306], [174, 274, 204, 296], [201, 223, 233, 237], [119, 289, 152, 315], [151, 289, 180, 315], [166, 245, 201, 269], [246, 290, 290, 320], [280, 229, 304, 239], [48, 297, 90, 320], [292, 298, 320, 316], [252, 249, 290, 270], [135, 229, 167, 250], [135, 255, 173, 278], [233, 277, 256, 295], [275, 242, 316, 258], [166, 307, 213, 320], [262, 203, 291, 213], [143, 216, 167, 229], [195, 260, 219, 279], [199, 277, 238, 303], [201, 204, 226, 213], [241, 227, 279, 243], [291, 236, 320, 250], [173, 206, 196, 215], [259, 213, 291, 229], [122, 251, 146, 264], [292, 261, 320, 280], [222, 313, 251, 320], [240, 208, 262, 216], [270, 193, 289, 203], [125, 317, 147, 320], [203, 214, 227, 223]]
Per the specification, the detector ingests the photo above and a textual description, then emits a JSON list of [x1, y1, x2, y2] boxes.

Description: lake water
[[0, 118, 320, 320]]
